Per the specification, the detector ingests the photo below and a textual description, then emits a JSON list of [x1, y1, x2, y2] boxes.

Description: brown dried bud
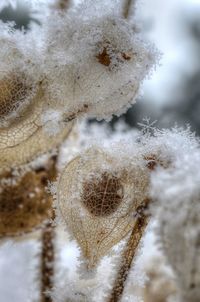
[[144, 154, 171, 171], [97, 45, 132, 67], [97, 48, 111, 66]]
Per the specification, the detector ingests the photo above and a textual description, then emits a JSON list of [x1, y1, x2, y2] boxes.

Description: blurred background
[[0, 1, 200, 301]]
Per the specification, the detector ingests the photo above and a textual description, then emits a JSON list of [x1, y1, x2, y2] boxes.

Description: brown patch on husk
[[81, 172, 124, 217], [0, 72, 32, 118], [97, 46, 132, 67], [0, 157, 56, 237]]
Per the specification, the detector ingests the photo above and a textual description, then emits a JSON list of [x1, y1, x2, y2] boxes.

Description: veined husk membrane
[[57, 147, 151, 268]]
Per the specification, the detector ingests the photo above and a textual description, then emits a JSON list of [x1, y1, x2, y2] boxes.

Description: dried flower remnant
[[96, 43, 131, 69], [144, 154, 170, 171], [57, 147, 150, 268]]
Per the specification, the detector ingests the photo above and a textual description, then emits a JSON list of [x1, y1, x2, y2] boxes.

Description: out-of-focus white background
[[0, 0, 200, 301]]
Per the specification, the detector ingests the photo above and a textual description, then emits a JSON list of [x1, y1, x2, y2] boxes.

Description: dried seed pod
[[0, 86, 74, 172], [45, 14, 156, 121], [0, 24, 74, 171], [57, 148, 150, 268], [0, 158, 56, 237], [0, 71, 34, 127]]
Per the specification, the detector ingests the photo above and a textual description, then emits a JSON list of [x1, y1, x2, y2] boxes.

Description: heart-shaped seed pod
[[0, 157, 56, 238], [57, 148, 150, 268]]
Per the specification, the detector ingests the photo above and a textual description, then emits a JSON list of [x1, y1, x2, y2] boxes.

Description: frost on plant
[[2, 1, 198, 301], [150, 128, 200, 302], [0, 23, 74, 172], [56, 146, 150, 268], [43, 0, 156, 121]]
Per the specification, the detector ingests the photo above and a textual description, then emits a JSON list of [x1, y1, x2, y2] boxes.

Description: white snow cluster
[[148, 127, 200, 302], [42, 0, 157, 122]]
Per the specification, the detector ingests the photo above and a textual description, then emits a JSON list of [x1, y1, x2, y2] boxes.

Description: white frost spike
[[45, 13, 156, 121], [57, 147, 150, 268]]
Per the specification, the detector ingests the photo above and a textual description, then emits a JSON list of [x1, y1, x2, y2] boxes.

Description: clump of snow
[[148, 127, 200, 302], [42, 0, 157, 121]]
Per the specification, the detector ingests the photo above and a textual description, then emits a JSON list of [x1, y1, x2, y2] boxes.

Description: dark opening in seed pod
[[81, 172, 124, 217]]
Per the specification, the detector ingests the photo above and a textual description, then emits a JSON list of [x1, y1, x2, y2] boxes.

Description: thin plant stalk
[[122, 0, 135, 19], [108, 200, 150, 302], [41, 220, 55, 302], [40, 156, 57, 302], [56, 0, 71, 11]]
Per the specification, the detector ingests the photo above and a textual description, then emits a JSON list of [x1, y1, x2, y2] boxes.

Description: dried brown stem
[[108, 200, 150, 302], [41, 221, 55, 302], [122, 0, 135, 19], [40, 156, 57, 302]]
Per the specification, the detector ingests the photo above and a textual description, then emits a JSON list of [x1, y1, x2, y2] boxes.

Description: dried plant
[[1, 1, 199, 302], [56, 147, 150, 269]]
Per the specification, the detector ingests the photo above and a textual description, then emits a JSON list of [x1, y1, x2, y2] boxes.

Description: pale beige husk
[[57, 148, 150, 267], [0, 87, 73, 172]]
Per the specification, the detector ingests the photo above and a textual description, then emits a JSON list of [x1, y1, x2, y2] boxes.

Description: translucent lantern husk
[[57, 149, 150, 268], [0, 87, 74, 172], [0, 157, 57, 238]]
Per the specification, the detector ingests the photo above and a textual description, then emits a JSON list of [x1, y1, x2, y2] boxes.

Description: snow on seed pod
[[56, 147, 150, 268], [0, 157, 56, 238], [44, 9, 157, 121], [0, 86, 74, 172], [0, 25, 38, 128], [0, 71, 33, 127], [149, 128, 200, 302], [0, 22, 74, 171]]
